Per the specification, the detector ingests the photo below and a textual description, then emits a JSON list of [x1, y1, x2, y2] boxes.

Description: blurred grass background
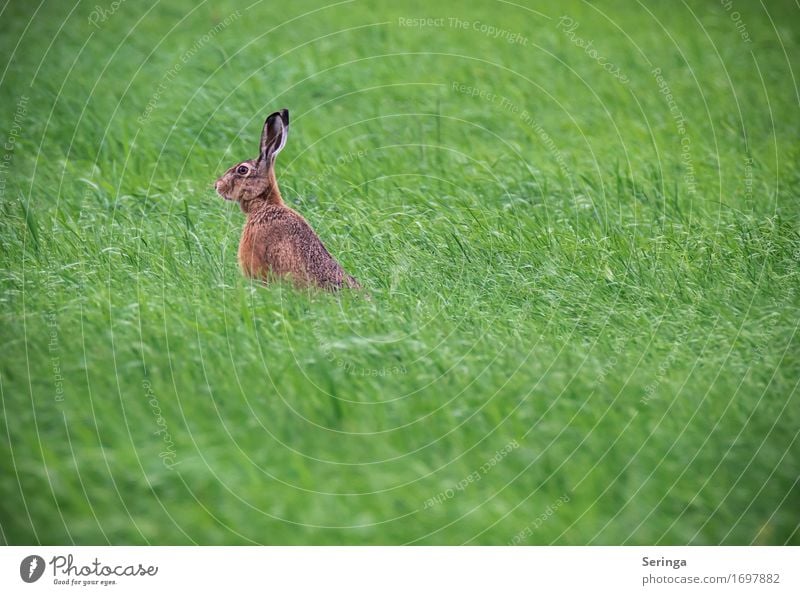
[[0, 0, 798, 544]]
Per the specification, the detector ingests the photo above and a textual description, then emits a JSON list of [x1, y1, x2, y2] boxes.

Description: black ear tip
[[265, 109, 289, 127]]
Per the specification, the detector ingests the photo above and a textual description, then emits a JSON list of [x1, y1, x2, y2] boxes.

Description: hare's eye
[[236, 165, 249, 175]]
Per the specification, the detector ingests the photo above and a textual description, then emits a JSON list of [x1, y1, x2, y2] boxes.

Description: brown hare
[[215, 109, 360, 290]]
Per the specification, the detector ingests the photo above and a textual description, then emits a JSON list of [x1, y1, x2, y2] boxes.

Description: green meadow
[[0, 0, 798, 545]]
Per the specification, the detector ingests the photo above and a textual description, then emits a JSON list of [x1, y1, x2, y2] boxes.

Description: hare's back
[[260, 206, 353, 288]]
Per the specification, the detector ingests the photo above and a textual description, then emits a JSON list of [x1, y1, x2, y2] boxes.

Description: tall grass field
[[0, 0, 798, 545]]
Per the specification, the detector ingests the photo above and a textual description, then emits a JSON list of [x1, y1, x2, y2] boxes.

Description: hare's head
[[215, 108, 289, 211]]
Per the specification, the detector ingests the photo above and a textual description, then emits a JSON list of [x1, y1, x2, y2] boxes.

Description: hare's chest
[[238, 220, 296, 279], [238, 225, 264, 278]]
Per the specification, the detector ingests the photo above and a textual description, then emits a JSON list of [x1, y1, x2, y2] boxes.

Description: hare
[[215, 109, 360, 290]]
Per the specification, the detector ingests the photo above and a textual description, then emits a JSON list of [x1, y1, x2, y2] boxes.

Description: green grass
[[1, 0, 798, 545]]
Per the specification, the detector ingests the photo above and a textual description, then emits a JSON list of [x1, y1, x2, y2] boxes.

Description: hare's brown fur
[[239, 203, 359, 289], [215, 109, 359, 290]]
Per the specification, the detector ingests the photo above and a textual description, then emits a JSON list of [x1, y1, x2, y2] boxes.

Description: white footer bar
[[1, 546, 797, 594]]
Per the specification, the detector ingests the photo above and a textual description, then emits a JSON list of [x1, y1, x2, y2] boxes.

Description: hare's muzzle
[[214, 178, 231, 200]]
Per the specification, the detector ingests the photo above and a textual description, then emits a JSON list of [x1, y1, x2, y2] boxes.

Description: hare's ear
[[258, 108, 289, 165]]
